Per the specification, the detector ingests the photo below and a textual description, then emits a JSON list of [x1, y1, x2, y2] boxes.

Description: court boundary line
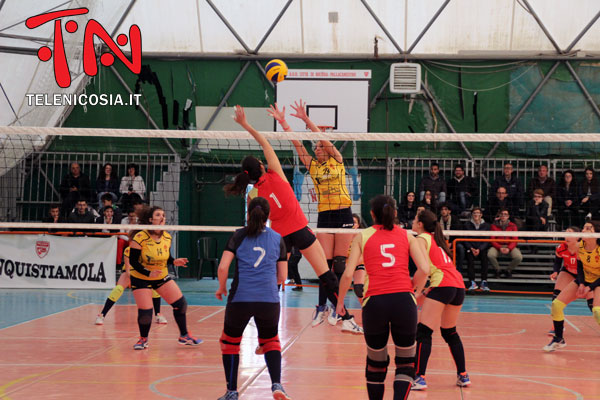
[[0, 303, 92, 332]]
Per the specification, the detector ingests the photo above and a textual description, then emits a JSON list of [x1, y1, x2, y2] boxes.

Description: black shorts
[[426, 287, 465, 306], [575, 277, 600, 290], [559, 267, 577, 279], [362, 292, 417, 348], [130, 275, 172, 291], [283, 226, 317, 251], [224, 301, 280, 339], [317, 207, 354, 229]]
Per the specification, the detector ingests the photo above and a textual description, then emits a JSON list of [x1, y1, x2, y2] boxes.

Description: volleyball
[[265, 59, 288, 83]]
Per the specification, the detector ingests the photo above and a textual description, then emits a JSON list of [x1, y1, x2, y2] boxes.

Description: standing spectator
[[556, 170, 579, 229], [490, 163, 523, 216], [397, 191, 418, 228], [528, 165, 555, 217], [525, 189, 549, 231], [99, 193, 123, 223], [120, 163, 146, 211], [439, 203, 464, 272], [96, 163, 120, 205], [486, 186, 518, 223], [59, 162, 91, 217], [420, 190, 438, 215], [579, 167, 600, 220], [419, 163, 447, 204], [42, 204, 65, 233], [463, 208, 491, 292], [487, 208, 522, 278], [447, 164, 477, 215]]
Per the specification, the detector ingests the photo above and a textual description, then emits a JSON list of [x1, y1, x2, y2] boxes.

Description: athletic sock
[[415, 324, 433, 377], [553, 320, 565, 339], [222, 354, 240, 391], [392, 381, 410, 400], [264, 350, 282, 384], [366, 383, 385, 400], [152, 296, 161, 315], [100, 298, 116, 317]]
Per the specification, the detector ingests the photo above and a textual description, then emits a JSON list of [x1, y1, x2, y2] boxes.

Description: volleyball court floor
[[0, 281, 599, 400]]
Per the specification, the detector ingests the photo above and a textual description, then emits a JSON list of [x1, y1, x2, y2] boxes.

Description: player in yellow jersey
[[128, 205, 202, 350], [545, 221, 600, 352], [269, 100, 359, 332], [95, 246, 166, 325]]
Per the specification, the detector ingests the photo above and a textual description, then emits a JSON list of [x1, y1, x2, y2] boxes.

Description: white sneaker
[[155, 313, 168, 324], [341, 317, 364, 334], [311, 305, 327, 327], [543, 337, 566, 352], [95, 314, 104, 325], [327, 306, 341, 326]]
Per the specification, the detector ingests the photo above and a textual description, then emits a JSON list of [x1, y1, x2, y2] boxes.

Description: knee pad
[[258, 335, 281, 353], [416, 323, 433, 344], [220, 331, 242, 355], [354, 284, 364, 299], [318, 270, 339, 293], [551, 299, 566, 321], [365, 348, 389, 383], [441, 326, 460, 345], [171, 296, 188, 315], [333, 256, 347, 275], [108, 284, 124, 302], [552, 289, 561, 301], [151, 289, 161, 299], [593, 307, 600, 326], [394, 344, 416, 381], [588, 298, 594, 313], [138, 308, 153, 325]]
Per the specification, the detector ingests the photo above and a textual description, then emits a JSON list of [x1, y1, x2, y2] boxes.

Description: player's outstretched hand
[[233, 105, 247, 126], [174, 258, 188, 267], [290, 99, 308, 121], [215, 287, 227, 301], [268, 103, 286, 123]]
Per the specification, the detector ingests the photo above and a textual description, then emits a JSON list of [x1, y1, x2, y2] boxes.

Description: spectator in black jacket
[[579, 167, 600, 220], [419, 163, 447, 204], [42, 204, 66, 233], [439, 203, 464, 272], [67, 199, 96, 234], [556, 169, 579, 229], [59, 162, 92, 217], [420, 190, 438, 215], [528, 165, 555, 217], [463, 207, 490, 293], [398, 191, 418, 228], [447, 164, 477, 215], [525, 189, 548, 231], [486, 186, 518, 222], [96, 163, 120, 205], [98, 192, 123, 223], [490, 163, 523, 215]]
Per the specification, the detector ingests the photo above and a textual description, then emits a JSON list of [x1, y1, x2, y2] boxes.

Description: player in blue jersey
[[215, 196, 292, 400]]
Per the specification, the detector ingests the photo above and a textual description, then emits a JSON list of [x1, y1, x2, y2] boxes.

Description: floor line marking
[[196, 306, 225, 322]]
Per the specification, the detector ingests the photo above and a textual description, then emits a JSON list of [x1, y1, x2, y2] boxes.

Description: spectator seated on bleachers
[[96, 206, 120, 232], [59, 162, 92, 217], [463, 207, 491, 292], [447, 164, 477, 216], [490, 162, 523, 216], [556, 169, 580, 229], [578, 166, 600, 221], [527, 164, 555, 218], [525, 189, 548, 231], [420, 189, 438, 215], [398, 191, 418, 228], [67, 199, 96, 234], [98, 193, 123, 223], [439, 203, 464, 272], [96, 162, 120, 205], [42, 204, 65, 233], [486, 186, 519, 222], [487, 208, 523, 279], [119, 163, 146, 212], [419, 163, 447, 204]]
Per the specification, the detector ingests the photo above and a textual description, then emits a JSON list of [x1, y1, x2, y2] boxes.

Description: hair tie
[[243, 170, 249, 175], [254, 205, 262, 211], [383, 203, 389, 209]]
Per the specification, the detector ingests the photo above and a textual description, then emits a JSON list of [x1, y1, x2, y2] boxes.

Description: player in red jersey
[[336, 195, 431, 400], [548, 227, 581, 335], [411, 209, 470, 390], [225, 105, 359, 330]]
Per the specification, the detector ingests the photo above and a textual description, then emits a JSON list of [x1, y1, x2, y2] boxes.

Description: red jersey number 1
[[269, 193, 282, 208]]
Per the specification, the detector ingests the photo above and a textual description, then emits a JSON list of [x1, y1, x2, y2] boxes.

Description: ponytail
[[417, 209, 453, 258], [247, 197, 270, 237], [370, 195, 397, 230], [224, 156, 263, 197]]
